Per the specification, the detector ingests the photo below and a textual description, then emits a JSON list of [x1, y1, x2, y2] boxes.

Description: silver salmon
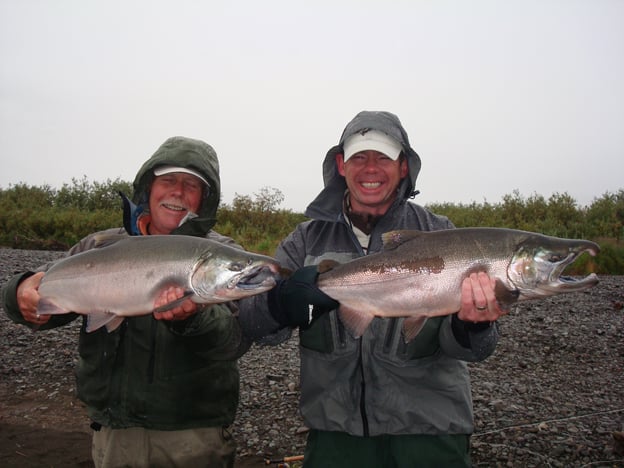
[[317, 228, 600, 341], [37, 235, 280, 332]]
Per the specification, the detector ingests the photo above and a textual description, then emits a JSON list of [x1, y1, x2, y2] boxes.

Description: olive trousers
[[91, 425, 236, 468]]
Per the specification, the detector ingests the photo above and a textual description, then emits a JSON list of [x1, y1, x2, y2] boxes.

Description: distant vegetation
[[1, 179, 622, 274]]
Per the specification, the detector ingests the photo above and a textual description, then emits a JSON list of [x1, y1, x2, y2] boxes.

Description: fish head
[[507, 234, 600, 300], [190, 247, 281, 302]]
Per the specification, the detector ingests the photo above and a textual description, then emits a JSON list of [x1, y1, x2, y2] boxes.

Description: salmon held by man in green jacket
[[317, 227, 600, 341], [36, 234, 281, 333]]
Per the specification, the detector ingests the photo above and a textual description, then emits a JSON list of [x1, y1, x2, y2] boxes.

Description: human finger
[[153, 287, 197, 321], [17, 272, 51, 324]]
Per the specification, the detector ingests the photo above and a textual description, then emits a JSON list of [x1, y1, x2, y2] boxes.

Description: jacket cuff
[[266, 279, 288, 325], [2, 271, 35, 323], [451, 314, 492, 348]]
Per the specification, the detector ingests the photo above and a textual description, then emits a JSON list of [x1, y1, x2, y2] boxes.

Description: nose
[[362, 156, 380, 171], [169, 179, 185, 194]]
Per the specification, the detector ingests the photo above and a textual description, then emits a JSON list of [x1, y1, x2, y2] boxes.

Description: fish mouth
[[232, 265, 277, 290], [539, 242, 600, 293], [511, 239, 600, 299]]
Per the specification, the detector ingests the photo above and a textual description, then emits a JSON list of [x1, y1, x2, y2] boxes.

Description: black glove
[[268, 265, 339, 327], [451, 314, 493, 348]]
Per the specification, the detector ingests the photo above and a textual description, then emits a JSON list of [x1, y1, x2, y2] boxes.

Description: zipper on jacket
[[147, 319, 157, 384], [341, 212, 372, 436], [359, 235, 373, 437], [358, 339, 370, 437]]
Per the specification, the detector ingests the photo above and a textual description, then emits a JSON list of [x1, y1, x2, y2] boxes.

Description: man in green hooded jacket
[[1, 136, 247, 467]]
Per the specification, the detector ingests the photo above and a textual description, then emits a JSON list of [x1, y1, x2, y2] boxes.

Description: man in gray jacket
[[240, 111, 506, 467]]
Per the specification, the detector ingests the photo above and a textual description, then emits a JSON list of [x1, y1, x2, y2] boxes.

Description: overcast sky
[[1, 0, 622, 212]]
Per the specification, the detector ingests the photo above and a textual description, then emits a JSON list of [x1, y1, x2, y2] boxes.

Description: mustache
[[160, 199, 190, 211]]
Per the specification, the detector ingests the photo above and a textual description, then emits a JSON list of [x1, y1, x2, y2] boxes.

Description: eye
[[230, 263, 245, 271], [159, 175, 176, 185], [548, 254, 565, 263], [349, 154, 366, 163], [229, 263, 244, 272], [184, 180, 202, 192]]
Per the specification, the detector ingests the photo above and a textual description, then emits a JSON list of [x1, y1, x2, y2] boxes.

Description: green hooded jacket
[[2, 136, 250, 430], [129, 135, 221, 237]]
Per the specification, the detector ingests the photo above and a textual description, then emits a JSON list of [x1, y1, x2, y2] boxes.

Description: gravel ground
[[1, 247, 623, 467]]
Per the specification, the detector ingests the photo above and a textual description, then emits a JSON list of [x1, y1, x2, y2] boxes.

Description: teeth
[[361, 182, 381, 189], [162, 203, 186, 211]]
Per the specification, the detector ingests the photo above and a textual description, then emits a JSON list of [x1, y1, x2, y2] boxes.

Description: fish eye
[[229, 263, 244, 272]]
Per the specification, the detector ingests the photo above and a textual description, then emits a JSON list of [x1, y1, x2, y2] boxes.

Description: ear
[[336, 153, 346, 176], [400, 158, 408, 178]]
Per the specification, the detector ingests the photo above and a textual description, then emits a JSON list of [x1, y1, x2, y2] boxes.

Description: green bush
[[216, 187, 307, 255], [1, 181, 623, 274]]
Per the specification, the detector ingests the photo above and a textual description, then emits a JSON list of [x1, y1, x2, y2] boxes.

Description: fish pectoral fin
[[402, 316, 428, 343], [318, 259, 340, 274], [104, 316, 125, 332], [152, 290, 194, 313], [36, 298, 68, 315], [381, 230, 425, 250], [494, 280, 520, 308], [337, 306, 375, 339], [86, 312, 123, 333]]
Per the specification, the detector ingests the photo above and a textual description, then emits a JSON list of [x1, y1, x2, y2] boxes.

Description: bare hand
[[153, 286, 199, 321], [458, 272, 508, 323], [17, 272, 50, 325]]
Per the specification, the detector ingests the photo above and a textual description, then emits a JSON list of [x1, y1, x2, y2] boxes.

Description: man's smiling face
[[336, 150, 408, 216], [148, 172, 204, 235]]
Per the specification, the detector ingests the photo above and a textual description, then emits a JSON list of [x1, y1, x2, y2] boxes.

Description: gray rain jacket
[[240, 111, 500, 437]]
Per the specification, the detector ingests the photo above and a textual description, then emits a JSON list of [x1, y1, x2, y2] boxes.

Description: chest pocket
[[300, 310, 360, 356], [300, 312, 334, 353]]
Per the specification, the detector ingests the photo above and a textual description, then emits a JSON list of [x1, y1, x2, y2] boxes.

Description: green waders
[[303, 430, 471, 468]]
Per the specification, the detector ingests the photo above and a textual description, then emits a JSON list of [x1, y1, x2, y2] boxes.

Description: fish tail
[[36, 298, 68, 316]]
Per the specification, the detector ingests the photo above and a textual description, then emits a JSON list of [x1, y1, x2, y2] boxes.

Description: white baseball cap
[[342, 130, 403, 161], [153, 165, 209, 186]]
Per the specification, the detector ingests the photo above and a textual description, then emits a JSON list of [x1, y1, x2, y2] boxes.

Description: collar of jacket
[[306, 188, 407, 226]]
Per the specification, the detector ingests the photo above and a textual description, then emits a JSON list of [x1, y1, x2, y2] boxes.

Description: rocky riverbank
[[1, 248, 623, 467]]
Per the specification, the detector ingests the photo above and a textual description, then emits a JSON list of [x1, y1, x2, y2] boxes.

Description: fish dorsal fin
[[318, 259, 340, 274], [152, 290, 195, 313], [381, 230, 425, 251], [93, 233, 129, 248]]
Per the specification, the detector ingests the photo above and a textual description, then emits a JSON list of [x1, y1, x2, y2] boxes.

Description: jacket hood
[[131, 136, 221, 237], [305, 111, 422, 220]]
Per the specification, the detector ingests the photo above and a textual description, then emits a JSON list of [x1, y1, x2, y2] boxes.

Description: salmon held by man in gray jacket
[[316, 227, 600, 341], [36, 234, 281, 332]]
